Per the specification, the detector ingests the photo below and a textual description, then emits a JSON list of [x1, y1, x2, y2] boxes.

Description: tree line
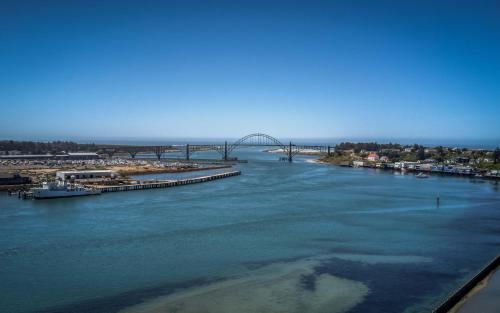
[[0, 140, 98, 155]]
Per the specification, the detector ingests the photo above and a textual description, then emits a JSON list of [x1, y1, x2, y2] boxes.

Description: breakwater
[[433, 255, 500, 313], [92, 171, 241, 193]]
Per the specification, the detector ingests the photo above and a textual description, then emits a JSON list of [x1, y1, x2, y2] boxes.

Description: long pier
[[92, 171, 241, 193]]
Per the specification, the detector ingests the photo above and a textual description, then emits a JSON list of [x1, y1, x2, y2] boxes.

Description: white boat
[[415, 172, 429, 178], [31, 181, 101, 199]]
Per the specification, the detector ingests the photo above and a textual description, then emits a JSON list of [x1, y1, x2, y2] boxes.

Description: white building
[[56, 170, 116, 181], [353, 160, 365, 167]]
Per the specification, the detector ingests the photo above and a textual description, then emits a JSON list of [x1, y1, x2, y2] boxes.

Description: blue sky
[[1, 0, 499, 141]]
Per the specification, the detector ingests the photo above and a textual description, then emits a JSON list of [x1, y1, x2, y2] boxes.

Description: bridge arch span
[[227, 133, 286, 154]]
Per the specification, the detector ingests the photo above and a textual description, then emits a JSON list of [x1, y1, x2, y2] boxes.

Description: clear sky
[[1, 0, 499, 141]]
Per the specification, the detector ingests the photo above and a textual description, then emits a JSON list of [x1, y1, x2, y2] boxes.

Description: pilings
[[94, 171, 241, 193]]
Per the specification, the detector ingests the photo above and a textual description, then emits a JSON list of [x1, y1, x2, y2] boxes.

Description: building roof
[[57, 170, 114, 174], [0, 154, 54, 158], [67, 152, 99, 156]]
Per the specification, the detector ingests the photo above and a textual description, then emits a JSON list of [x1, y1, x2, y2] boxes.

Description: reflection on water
[[0, 148, 499, 313]]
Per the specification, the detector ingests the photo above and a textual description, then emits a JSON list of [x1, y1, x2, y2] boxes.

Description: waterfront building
[[56, 170, 116, 181], [0, 152, 100, 161], [353, 160, 366, 167], [0, 154, 57, 160]]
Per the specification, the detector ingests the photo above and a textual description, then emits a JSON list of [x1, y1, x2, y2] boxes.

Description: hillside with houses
[[321, 143, 500, 179]]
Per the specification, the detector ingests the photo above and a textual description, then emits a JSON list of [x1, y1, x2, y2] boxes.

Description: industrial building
[[0, 152, 100, 160], [56, 170, 116, 181]]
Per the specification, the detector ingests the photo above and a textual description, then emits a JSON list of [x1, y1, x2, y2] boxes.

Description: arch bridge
[[98, 133, 333, 162]]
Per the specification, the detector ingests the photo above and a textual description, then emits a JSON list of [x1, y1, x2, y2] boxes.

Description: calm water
[[1, 148, 500, 313]]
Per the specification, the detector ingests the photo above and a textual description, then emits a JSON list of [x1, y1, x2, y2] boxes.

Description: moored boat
[[31, 181, 101, 199], [415, 172, 429, 178]]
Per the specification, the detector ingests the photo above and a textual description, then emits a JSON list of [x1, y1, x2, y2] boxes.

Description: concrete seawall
[[92, 171, 241, 193], [433, 255, 500, 313]]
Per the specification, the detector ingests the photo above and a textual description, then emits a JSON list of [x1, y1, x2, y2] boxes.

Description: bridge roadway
[[95, 133, 334, 162]]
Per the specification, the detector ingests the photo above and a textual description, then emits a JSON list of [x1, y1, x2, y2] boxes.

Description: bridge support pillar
[[327, 145, 331, 156], [288, 142, 292, 162], [186, 144, 190, 161], [129, 151, 137, 159], [224, 141, 228, 161], [154, 147, 162, 160]]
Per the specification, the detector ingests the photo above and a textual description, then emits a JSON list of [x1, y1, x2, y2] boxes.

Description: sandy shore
[[109, 164, 231, 176], [119, 254, 369, 313]]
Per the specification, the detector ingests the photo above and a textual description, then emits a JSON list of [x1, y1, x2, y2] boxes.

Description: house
[[394, 161, 418, 169], [367, 153, 379, 162], [380, 156, 389, 162]]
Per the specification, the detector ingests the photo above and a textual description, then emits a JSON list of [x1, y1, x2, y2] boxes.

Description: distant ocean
[[2, 136, 498, 150]]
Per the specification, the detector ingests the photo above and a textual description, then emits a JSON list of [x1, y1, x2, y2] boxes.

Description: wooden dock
[[91, 171, 241, 193]]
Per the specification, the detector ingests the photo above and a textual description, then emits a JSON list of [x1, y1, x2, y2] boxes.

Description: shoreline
[[117, 165, 232, 177], [1, 165, 233, 192], [314, 159, 500, 180], [447, 269, 497, 313], [433, 255, 500, 313]]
